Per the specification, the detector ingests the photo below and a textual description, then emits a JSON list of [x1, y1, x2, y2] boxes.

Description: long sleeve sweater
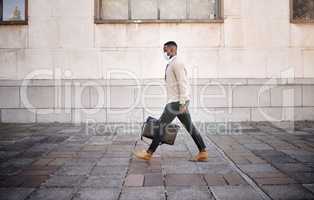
[[165, 56, 190, 104]]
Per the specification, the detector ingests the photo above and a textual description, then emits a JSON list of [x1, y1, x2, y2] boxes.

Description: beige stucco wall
[[0, 0, 313, 80], [0, 0, 314, 123]]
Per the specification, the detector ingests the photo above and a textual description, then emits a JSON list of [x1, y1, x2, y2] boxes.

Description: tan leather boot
[[190, 150, 208, 162], [133, 149, 153, 161]]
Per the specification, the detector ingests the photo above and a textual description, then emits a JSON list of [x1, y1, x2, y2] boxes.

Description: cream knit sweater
[[165, 56, 190, 104]]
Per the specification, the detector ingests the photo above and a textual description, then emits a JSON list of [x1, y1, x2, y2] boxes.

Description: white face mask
[[163, 52, 171, 61]]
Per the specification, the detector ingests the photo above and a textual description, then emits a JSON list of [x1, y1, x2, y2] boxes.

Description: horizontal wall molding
[[1, 78, 314, 86]]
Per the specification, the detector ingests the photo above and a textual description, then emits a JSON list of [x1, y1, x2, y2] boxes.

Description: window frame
[[94, 0, 224, 24], [0, 0, 28, 25], [290, 0, 314, 24]]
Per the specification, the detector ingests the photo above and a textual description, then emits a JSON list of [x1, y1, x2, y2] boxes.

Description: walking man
[[134, 41, 208, 162]]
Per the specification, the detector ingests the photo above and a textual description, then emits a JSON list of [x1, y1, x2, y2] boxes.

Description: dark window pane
[[131, 0, 157, 19], [293, 0, 314, 21]]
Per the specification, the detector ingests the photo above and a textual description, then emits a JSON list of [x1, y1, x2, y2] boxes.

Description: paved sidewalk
[[0, 121, 314, 200]]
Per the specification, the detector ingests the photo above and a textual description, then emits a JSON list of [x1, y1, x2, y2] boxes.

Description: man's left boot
[[133, 149, 153, 161], [190, 150, 208, 162]]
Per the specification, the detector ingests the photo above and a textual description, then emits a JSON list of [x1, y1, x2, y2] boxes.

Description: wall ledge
[[0, 78, 314, 87]]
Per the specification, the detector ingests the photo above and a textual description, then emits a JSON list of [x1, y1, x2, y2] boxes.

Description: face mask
[[163, 52, 171, 61]]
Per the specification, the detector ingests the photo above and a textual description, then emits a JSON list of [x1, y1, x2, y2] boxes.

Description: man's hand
[[179, 104, 187, 113]]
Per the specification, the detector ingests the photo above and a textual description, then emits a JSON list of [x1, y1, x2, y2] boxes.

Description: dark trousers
[[147, 101, 206, 153]]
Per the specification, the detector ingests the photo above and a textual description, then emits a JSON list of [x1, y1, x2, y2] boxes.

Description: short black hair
[[164, 41, 177, 48]]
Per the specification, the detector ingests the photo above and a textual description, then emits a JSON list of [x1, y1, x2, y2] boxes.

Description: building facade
[[0, 0, 313, 123]]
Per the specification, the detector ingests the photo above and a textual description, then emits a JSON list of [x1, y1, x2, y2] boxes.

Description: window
[[0, 0, 28, 25], [95, 0, 223, 23], [291, 0, 314, 23]]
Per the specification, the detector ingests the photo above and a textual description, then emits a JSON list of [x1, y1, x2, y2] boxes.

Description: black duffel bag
[[141, 116, 180, 145]]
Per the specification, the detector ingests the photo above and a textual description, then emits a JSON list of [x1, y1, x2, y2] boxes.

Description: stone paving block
[[54, 165, 94, 176], [1, 122, 314, 199], [248, 172, 288, 178], [48, 158, 71, 166], [262, 184, 314, 200], [254, 176, 297, 185], [120, 186, 165, 200], [1, 158, 35, 168], [77, 152, 104, 159], [303, 184, 314, 193], [160, 158, 191, 166], [52, 144, 83, 152], [102, 151, 131, 158], [85, 136, 113, 145], [243, 143, 274, 150], [0, 175, 25, 187], [20, 169, 55, 176], [0, 175, 49, 188], [238, 164, 279, 173], [0, 166, 23, 176], [204, 174, 227, 186], [162, 163, 200, 174], [253, 150, 297, 161], [289, 172, 314, 184], [165, 174, 206, 186], [81, 145, 108, 151], [97, 157, 130, 166], [223, 172, 248, 186], [128, 163, 162, 174], [130, 159, 161, 167], [20, 165, 59, 176], [47, 152, 78, 159], [160, 151, 190, 159], [195, 163, 236, 175], [27, 188, 74, 200], [245, 156, 267, 164], [57, 127, 83, 134], [294, 155, 314, 163], [73, 188, 120, 200], [211, 185, 264, 200], [106, 145, 134, 153], [273, 163, 314, 173], [204, 157, 229, 165], [31, 158, 54, 166], [166, 186, 214, 200], [144, 173, 164, 187], [124, 174, 144, 187], [263, 154, 298, 164], [18, 150, 44, 159], [81, 175, 123, 188], [41, 135, 70, 144], [90, 166, 128, 176], [0, 187, 34, 200], [20, 175, 50, 188], [63, 158, 98, 167], [232, 158, 252, 165], [65, 135, 90, 143], [43, 175, 85, 187], [0, 150, 20, 159]]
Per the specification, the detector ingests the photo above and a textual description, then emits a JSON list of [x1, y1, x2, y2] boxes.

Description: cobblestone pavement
[[0, 121, 314, 200]]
